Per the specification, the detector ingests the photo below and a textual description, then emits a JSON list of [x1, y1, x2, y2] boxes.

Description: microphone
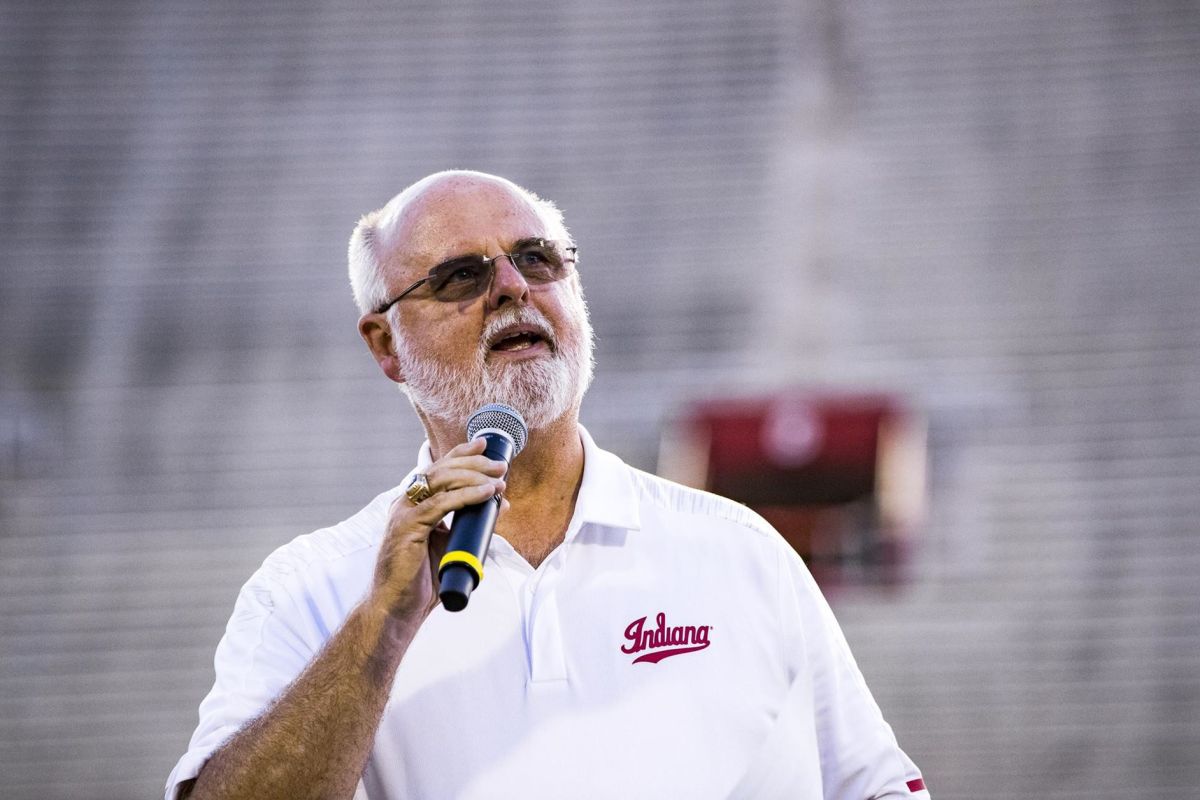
[[438, 403, 528, 612]]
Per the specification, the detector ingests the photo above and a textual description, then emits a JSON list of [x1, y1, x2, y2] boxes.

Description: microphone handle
[[438, 432, 515, 612], [438, 497, 500, 611]]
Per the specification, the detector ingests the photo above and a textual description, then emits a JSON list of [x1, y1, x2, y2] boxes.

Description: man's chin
[[483, 363, 574, 429], [400, 344, 583, 433]]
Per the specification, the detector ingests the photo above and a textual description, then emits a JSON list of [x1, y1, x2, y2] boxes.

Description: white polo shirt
[[167, 427, 929, 799]]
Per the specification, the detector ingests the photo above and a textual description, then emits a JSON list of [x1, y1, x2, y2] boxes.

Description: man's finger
[[399, 480, 505, 527], [423, 466, 509, 495]]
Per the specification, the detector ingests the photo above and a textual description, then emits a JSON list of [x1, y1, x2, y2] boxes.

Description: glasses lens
[[510, 242, 568, 283], [421, 242, 575, 303], [427, 256, 490, 301]]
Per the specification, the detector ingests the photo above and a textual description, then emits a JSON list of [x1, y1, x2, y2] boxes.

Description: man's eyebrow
[[429, 237, 551, 267], [509, 236, 552, 249]]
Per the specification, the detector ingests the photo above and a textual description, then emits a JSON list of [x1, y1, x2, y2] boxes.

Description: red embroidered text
[[621, 612, 712, 664]]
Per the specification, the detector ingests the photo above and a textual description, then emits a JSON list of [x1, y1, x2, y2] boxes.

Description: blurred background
[[2, 1, 1198, 797]]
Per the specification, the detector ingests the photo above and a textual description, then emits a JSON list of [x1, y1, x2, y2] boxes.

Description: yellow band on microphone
[[439, 550, 484, 583]]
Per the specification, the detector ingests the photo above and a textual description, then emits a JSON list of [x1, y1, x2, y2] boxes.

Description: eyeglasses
[[372, 238, 578, 314]]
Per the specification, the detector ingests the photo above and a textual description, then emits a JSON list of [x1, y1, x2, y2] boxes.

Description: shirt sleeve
[[163, 553, 324, 800], [775, 542, 931, 800]]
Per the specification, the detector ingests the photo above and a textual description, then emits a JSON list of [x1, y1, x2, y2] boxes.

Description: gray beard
[[394, 300, 595, 431]]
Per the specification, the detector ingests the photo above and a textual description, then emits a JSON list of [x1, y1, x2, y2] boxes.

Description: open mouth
[[488, 325, 552, 353]]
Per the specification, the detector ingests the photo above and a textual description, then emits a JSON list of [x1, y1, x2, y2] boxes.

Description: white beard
[[393, 291, 595, 431]]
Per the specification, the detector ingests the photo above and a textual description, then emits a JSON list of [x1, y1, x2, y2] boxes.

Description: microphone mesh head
[[466, 403, 528, 456]]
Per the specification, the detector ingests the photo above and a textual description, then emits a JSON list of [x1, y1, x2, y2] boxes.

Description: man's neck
[[425, 411, 586, 568]]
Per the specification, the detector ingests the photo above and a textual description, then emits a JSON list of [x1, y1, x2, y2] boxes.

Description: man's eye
[[432, 261, 484, 290], [447, 267, 478, 282], [514, 248, 555, 269]]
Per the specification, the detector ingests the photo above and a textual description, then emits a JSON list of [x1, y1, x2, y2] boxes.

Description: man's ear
[[358, 313, 405, 384]]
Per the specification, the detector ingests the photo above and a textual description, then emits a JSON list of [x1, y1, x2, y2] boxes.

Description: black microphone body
[[438, 404, 527, 612]]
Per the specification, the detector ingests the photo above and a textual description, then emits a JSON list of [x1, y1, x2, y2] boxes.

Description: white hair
[[347, 170, 571, 315]]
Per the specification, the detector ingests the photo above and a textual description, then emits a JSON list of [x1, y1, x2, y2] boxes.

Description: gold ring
[[405, 473, 433, 504]]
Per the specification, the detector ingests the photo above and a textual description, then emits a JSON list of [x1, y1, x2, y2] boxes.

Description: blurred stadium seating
[[1, 1, 1198, 797]]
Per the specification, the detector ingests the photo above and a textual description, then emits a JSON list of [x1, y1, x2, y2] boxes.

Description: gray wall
[[2, 1, 1198, 797]]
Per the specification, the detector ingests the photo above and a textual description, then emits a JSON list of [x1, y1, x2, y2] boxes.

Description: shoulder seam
[[627, 466, 778, 540]]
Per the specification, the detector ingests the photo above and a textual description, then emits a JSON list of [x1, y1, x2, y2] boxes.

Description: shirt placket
[[486, 535, 566, 686], [523, 551, 569, 686]]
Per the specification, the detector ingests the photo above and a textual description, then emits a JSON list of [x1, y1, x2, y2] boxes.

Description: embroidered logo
[[621, 612, 712, 664]]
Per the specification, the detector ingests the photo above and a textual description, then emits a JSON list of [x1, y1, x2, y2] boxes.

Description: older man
[[167, 171, 929, 799]]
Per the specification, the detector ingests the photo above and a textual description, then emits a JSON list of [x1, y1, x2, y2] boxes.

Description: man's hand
[[367, 437, 510, 630]]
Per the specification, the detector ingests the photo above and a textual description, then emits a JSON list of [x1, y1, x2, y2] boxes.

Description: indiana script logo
[[621, 612, 712, 664]]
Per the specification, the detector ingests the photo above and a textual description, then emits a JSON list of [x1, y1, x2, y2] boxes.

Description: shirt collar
[[408, 424, 642, 534], [571, 424, 642, 533]]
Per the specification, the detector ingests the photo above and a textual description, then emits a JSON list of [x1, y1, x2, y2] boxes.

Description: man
[[166, 171, 929, 799]]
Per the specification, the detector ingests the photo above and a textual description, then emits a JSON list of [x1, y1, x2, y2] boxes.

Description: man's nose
[[487, 254, 531, 308]]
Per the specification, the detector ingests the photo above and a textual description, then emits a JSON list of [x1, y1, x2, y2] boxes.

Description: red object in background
[[661, 391, 926, 586], [698, 393, 895, 505]]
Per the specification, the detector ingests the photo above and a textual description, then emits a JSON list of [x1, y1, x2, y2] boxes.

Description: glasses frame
[[371, 238, 578, 315]]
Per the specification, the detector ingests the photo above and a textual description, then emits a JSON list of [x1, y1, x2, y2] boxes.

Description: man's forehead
[[375, 174, 552, 267]]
